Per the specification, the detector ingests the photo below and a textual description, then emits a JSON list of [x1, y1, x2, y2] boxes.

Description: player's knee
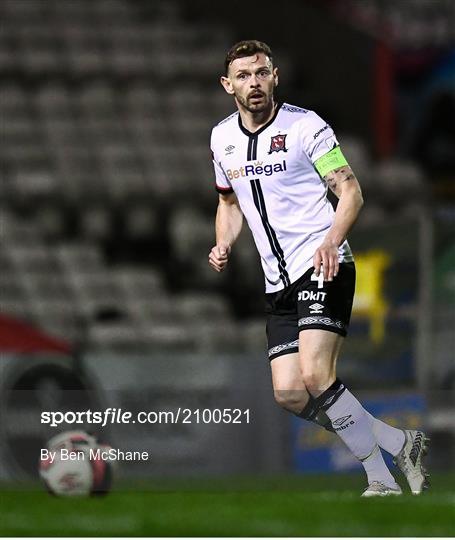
[[301, 371, 334, 397], [273, 389, 307, 413]]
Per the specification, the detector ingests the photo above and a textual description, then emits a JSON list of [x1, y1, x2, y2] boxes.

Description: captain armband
[[314, 146, 349, 177]]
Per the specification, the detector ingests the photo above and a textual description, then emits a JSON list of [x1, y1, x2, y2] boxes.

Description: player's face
[[221, 53, 278, 113]]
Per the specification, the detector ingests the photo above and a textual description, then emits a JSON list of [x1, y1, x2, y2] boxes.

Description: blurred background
[[0, 0, 454, 483]]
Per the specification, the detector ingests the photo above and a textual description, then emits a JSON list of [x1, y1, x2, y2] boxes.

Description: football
[[39, 430, 114, 497]]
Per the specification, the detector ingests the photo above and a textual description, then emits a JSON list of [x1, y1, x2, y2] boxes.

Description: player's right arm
[[208, 192, 243, 272], [301, 111, 363, 280]]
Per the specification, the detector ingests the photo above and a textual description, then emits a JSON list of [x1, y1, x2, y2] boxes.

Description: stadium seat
[[21, 270, 72, 301], [36, 84, 72, 118], [79, 206, 112, 241], [374, 159, 425, 196], [34, 205, 67, 239], [93, 0, 134, 20], [125, 295, 175, 324], [242, 318, 268, 352], [65, 269, 127, 319], [88, 320, 144, 351], [141, 322, 197, 351], [187, 319, 239, 353], [12, 170, 58, 199], [62, 25, 106, 75], [17, 22, 63, 74], [113, 266, 165, 297], [0, 272, 29, 319], [57, 243, 105, 273], [1, 211, 42, 246], [0, 23, 17, 72], [27, 298, 82, 343], [123, 203, 159, 240], [1, 0, 45, 18], [169, 207, 213, 261], [337, 134, 372, 185], [176, 292, 232, 321], [6, 245, 58, 273]]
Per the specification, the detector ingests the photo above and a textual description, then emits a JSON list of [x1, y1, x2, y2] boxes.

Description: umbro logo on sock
[[332, 415, 352, 426], [332, 415, 355, 431]]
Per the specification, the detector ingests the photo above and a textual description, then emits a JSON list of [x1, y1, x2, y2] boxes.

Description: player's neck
[[238, 100, 277, 134]]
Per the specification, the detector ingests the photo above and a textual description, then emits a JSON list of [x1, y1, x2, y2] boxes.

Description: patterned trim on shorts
[[268, 339, 299, 359], [298, 316, 345, 331]]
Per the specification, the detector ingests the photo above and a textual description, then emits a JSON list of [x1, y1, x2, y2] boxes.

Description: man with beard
[[208, 40, 429, 497]]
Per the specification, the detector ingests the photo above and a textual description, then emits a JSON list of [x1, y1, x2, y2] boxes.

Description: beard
[[236, 91, 273, 113]]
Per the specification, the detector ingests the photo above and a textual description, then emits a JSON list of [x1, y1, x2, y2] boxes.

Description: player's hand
[[208, 243, 231, 272], [313, 241, 339, 281]]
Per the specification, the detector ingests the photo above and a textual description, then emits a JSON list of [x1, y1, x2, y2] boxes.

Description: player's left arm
[[313, 164, 364, 281]]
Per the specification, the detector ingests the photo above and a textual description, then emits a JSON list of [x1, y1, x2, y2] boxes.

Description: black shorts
[[265, 262, 356, 361]]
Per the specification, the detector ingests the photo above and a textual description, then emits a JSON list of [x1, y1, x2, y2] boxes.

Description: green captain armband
[[314, 146, 349, 177]]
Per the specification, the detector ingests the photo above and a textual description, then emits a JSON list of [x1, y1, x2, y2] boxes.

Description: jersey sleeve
[[300, 111, 348, 176], [210, 130, 233, 194]]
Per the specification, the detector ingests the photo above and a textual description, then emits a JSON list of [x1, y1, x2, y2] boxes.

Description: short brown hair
[[224, 40, 273, 75]]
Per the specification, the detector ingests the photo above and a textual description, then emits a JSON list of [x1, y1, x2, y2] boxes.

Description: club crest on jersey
[[268, 134, 288, 154]]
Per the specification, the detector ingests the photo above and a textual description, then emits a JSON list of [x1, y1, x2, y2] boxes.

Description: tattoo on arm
[[325, 174, 338, 191], [338, 167, 356, 182], [324, 167, 356, 196]]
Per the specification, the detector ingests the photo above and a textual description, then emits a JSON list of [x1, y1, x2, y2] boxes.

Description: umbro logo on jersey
[[268, 134, 288, 154], [309, 302, 324, 314], [225, 145, 235, 155]]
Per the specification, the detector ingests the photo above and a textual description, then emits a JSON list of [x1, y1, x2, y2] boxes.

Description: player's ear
[[220, 75, 235, 95], [273, 67, 279, 87]]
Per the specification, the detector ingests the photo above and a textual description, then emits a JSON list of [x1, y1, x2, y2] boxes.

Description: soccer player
[[208, 40, 429, 497]]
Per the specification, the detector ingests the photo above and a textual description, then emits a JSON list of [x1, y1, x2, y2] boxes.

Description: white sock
[[315, 408, 406, 456], [366, 412, 406, 456], [324, 388, 397, 486], [361, 444, 394, 484]]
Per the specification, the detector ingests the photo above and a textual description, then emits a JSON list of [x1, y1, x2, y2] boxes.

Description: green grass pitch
[[1, 473, 454, 536]]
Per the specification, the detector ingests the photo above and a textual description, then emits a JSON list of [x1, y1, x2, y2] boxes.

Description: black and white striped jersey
[[210, 102, 353, 293]]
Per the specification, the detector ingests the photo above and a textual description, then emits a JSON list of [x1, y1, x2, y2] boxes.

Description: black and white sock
[[314, 379, 397, 487], [305, 406, 406, 457]]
